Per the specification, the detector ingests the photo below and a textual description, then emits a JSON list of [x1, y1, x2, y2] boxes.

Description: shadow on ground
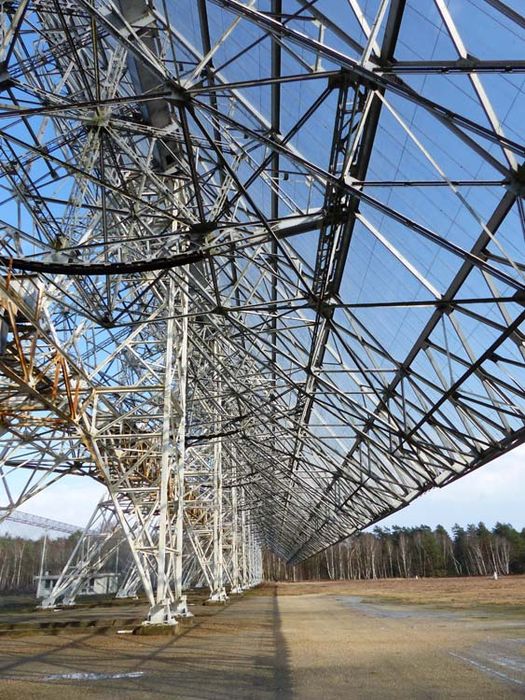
[[0, 587, 293, 699]]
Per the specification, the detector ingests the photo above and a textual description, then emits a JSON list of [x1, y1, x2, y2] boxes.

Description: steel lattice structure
[[0, 0, 524, 622]]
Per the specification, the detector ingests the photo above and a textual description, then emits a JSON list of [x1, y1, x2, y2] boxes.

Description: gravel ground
[[278, 589, 525, 699], [0, 593, 289, 699], [0, 582, 523, 698]]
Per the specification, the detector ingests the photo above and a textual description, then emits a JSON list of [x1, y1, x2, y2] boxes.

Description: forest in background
[[1, 522, 524, 592], [0, 532, 124, 593], [0, 533, 78, 593], [263, 523, 525, 581]]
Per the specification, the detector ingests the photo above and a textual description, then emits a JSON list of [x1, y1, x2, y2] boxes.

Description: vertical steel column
[[255, 545, 263, 585], [230, 455, 243, 594], [37, 531, 48, 599], [241, 506, 248, 589], [172, 270, 192, 617], [146, 278, 177, 625], [251, 524, 257, 587], [243, 518, 254, 589], [245, 522, 261, 587], [208, 339, 228, 602]]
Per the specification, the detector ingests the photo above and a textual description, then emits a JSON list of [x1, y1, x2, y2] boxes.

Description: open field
[[273, 575, 525, 609], [275, 578, 525, 698], [0, 577, 523, 698]]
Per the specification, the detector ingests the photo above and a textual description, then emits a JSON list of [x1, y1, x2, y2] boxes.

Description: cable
[[0, 249, 207, 276]]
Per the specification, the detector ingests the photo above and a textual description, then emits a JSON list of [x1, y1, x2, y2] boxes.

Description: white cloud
[[6, 446, 525, 538], [375, 445, 525, 532], [21, 476, 106, 528]]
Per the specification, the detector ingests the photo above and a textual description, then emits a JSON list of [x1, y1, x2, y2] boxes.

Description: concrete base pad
[[133, 613, 198, 635], [133, 623, 180, 637], [175, 615, 196, 628]]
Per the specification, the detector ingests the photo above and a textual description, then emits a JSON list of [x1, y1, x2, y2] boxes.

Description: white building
[[35, 572, 119, 599]]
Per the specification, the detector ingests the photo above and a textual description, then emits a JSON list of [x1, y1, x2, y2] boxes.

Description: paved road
[[0, 587, 523, 698]]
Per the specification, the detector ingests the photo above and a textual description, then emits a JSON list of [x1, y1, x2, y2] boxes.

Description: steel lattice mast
[[0, 0, 524, 619]]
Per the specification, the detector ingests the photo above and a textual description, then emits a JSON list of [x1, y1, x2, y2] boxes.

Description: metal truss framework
[[0, 0, 523, 618]]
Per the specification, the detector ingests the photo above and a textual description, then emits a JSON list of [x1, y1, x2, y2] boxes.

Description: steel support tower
[[0, 0, 524, 621]]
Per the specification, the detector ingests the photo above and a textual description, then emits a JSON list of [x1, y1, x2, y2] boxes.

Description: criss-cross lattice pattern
[[0, 0, 523, 591]]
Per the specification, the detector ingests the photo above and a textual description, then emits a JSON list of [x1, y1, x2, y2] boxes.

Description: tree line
[[1, 521, 524, 592], [0, 533, 79, 592], [0, 532, 127, 593], [263, 523, 525, 581]]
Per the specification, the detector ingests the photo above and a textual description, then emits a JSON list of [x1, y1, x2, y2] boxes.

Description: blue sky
[[5, 442, 523, 539], [374, 444, 525, 532], [1, 1, 524, 544]]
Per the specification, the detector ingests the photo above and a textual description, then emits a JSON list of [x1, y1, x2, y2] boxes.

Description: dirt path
[[0, 585, 523, 698], [278, 590, 525, 699], [0, 593, 290, 699]]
